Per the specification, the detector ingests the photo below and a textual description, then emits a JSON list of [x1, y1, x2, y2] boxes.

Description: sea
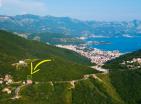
[[86, 37, 141, 53]]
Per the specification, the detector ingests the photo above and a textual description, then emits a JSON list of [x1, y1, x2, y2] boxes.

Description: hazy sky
[[0, 0, 141, 21]]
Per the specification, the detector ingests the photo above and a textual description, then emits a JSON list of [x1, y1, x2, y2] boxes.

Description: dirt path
[[11, 85, 25, 99]]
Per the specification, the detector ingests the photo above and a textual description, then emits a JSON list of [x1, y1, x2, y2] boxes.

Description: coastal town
[[56, 45, 121, 65]]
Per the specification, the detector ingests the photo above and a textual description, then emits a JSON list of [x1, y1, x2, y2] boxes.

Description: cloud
[[0, 0, 2, 7], [1, 0, 47, 15]]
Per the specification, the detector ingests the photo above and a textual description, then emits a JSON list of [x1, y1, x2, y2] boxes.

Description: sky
[[0, 0, 141, 21]]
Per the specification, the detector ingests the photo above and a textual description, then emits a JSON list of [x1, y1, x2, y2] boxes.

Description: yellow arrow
[[30, 59, 51, 75]]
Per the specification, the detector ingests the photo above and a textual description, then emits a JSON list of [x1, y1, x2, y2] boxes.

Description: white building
[[2, 88, 12, 94]]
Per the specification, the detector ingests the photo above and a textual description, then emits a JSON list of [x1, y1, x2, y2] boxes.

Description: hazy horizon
[[0, 0, 141, 21]]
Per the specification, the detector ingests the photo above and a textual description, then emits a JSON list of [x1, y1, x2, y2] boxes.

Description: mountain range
[[0, 14, 141, 37]]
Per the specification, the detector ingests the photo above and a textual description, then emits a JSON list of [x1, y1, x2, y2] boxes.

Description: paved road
[[11, 65, 108, 99], [91, 65, 109, 73]]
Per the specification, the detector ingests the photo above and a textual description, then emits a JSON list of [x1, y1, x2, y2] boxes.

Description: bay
[[86, 37, 141, 53]]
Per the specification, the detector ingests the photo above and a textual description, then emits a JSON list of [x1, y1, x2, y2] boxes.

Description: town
[[56, 45, 121, 65]]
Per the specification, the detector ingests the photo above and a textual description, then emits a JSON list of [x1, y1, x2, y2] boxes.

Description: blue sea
[[86, 37, 141, 53]]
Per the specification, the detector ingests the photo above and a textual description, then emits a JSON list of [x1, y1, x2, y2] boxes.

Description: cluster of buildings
[[56, 45, 121, 65], [0, 74, 13, 94], [132, 58, 141, 64], [0, 74, 33, 95], [121, 58, 141, 69], [0, 74, 13, 85]]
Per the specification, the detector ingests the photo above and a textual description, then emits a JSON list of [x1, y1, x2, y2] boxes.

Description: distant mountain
[[28, 32, 84, 45], [0, 14, 141, 37]]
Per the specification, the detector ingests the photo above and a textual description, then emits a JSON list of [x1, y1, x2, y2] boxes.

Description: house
[[7, 79, 13, 84], [4, 74, 12, 82], [23, 81, 26, 85], [12, 60, 28, 70], [0, 80, 3, 84], [19, 60, 25, 64], [26, 80, 33, 84], [2, 88, 12, 94], [0, 78, 3, 84], [137, 58, 141, 64]]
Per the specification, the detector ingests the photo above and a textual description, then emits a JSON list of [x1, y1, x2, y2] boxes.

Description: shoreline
[[56, 44, 121, 65]]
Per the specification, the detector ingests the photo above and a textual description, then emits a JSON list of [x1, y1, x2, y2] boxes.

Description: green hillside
[[104, 50, 141, 104], [1, 30, 141, 104], [0, 30, 123, 104], [0, 77, 124, 104], [28, 32, 83, 45], [0, 30, 96, 81]]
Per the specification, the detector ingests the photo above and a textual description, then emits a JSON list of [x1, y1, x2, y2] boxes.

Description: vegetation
[[104, 50, 141, 104], [0, 30, 96, 81], [0, 77, 124, 104], [28, 32, 84, 45], [0, 30, 141, 104]]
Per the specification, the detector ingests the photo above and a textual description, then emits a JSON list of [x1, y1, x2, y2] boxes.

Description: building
[[26, 80, 33, 84], [0, 78, 3, 84], [2, 88, 12, 94], [4, 74, 12, 82]]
